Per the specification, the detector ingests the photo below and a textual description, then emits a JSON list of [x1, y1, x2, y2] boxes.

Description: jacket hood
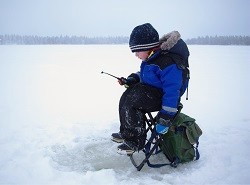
[[160, 31, 181, 50], [159, 31, 189, 60]]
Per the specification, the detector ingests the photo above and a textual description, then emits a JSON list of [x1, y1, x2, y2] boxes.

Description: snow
[[0, 45, 250, 185]]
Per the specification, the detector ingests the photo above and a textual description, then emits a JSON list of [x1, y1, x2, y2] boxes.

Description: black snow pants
[[119, 83, 163, 150]]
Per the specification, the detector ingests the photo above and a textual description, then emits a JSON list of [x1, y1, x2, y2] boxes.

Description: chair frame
[[128, 105, 183, 171]]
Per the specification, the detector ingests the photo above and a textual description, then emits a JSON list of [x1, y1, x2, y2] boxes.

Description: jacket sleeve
[[159, 64, 183, 116], [127, 72, 141, 82]]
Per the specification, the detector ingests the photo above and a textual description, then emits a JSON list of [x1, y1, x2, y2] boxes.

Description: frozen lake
[[0, 45, 250, 185]]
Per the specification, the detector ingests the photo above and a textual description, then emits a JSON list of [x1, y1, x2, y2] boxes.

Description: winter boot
[[111, 132, 124, 143], [117, 143, 135, 155]]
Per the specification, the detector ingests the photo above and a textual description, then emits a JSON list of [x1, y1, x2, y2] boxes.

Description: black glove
[[118, 77, 128, 85], [155, 112, 174, 134], [118, 73, 140, 87]]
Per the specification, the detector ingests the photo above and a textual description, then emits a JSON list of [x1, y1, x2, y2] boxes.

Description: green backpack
[[160, 113, 202, 167]]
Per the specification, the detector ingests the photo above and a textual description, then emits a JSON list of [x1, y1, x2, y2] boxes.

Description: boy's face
[[135, 51, 150, 61]]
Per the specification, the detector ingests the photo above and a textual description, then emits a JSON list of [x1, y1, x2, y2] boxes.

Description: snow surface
[[0, 45, 250, 185]]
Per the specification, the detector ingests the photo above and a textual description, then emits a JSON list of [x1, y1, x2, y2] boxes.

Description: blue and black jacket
[[135, 31, 190, 117]]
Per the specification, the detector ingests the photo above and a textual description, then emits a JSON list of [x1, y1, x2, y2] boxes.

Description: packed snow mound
[[49, 136, 131, 172]]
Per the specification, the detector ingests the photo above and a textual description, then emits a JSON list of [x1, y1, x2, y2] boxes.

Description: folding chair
[[128, 104, 183, 171]]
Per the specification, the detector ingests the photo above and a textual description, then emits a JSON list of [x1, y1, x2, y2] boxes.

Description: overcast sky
[[1, 0, 249, 39]]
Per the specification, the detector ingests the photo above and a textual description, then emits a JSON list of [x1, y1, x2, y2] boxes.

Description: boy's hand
[[118, 77, 138, 88], [118, 77, 127, 85], [155, 112, 174, 135]]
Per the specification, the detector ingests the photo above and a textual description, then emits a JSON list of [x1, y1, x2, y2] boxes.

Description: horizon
[[1, 34, 250, 38]]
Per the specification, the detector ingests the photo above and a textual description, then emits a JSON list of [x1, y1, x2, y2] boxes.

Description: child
[[112, 23, 190, 155]]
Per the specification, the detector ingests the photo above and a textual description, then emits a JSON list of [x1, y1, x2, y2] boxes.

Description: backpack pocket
[[184, 121, 203, 145]]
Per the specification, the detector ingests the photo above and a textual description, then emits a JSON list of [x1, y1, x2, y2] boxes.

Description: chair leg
[[128, 138, 161, 171], [128, 112, 157, 171], [128, 104, 184, 170]]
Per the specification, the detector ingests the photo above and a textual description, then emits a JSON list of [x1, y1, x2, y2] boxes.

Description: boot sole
[[117, 148, 135, 155], [111, 137, 124, 143]]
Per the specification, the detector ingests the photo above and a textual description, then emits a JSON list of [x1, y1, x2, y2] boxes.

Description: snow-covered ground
[[0, 45, 249, 185]]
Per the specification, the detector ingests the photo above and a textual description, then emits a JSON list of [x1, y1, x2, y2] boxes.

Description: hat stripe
[[130, 42, 159, 52], [130, 41, 160, 49], [130, 45, 158, 51]]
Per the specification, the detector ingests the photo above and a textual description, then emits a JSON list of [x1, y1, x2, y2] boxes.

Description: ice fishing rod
[[101, 71, 121, 80], [101, 71, 128, 88], [101, 71, 128, 85]]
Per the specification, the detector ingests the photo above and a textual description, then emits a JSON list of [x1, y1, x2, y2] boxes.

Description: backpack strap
[[194, 140, 200, 160], [166, 52, 190, 100]]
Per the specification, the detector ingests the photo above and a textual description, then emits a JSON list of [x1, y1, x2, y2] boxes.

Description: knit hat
[[129, 23, 159, 52]]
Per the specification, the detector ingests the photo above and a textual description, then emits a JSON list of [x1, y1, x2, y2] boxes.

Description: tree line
[[0, 35, 129, 45], [185, 35, 250, 45], [0, 34, 249, 45]]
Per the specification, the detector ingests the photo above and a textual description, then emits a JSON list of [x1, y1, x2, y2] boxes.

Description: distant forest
[[0, 35, 129, 45], [185, 36, 250, 45], [0, 34, 250, 45]]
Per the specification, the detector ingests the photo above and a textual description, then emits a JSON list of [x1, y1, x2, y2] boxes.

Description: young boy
[[112, 23, 190, 155]]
